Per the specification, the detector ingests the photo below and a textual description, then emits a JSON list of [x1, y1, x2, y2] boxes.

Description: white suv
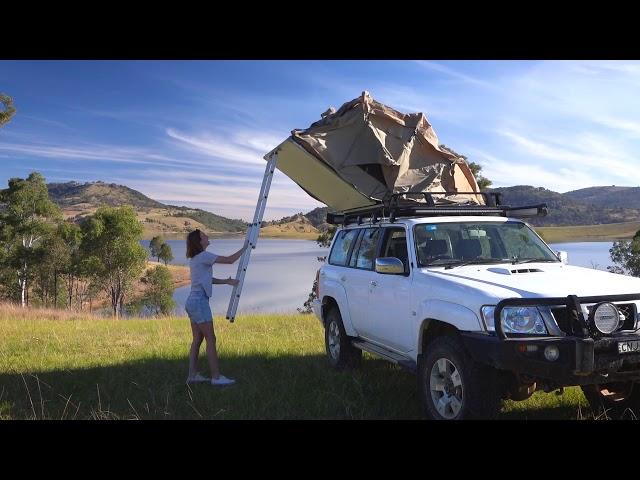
[[312, 212, 640, 420]]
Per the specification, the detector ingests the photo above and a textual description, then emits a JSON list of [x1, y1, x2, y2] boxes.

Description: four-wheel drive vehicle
[[312, 204, 640, 420]]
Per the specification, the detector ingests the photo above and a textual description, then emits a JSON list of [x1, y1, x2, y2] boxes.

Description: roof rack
[[326, 191, 548, 226]]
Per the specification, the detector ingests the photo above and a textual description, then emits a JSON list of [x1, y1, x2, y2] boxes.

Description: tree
[[140, 265, 176, 316], [56, 221, 84, 309], [0, 93, 16, 128], [467, 162, 493, 191], [608, 230, 640, 277], [317, 226, 337, 249], [439, 144, 492, 191], [81, 206, 147, 317], [299, 225, 337, 314], [158, 242, 173, 265], [33, 233, 70, 308], [149, 235, 164, 262], [0, 172, 62, 307]]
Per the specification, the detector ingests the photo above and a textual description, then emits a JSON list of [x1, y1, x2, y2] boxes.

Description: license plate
[[618, 340, 640, 354]]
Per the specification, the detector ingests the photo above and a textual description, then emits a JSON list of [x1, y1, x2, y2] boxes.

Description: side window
[[351, 228, 380, 270], [328, 229, 359, 266], [381, 228, 409, 272]]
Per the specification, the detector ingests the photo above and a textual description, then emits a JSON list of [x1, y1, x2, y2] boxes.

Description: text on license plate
[[618, 340, 640, 354]]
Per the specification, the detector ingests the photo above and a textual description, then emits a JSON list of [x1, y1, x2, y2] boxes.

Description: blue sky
[[1, 60, 640, 220]]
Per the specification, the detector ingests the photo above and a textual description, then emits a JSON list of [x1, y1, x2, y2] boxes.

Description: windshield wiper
[[443, 258, 511, 270], [511, 258, 560, 265]]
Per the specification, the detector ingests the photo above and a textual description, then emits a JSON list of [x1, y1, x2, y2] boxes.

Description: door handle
[[370, 281, 377, 287], [340, 276, 347, 282]]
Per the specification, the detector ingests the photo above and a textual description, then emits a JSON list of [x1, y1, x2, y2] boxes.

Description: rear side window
[[328, 229, 360, 266]]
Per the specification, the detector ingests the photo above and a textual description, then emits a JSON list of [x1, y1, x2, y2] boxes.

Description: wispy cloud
[[592, 116, 640, 137], [0, 141, 203, 168], [127, 172, 322, 220], [468, 148, 603, 193], [413, 61, 496, 89], [18, 115, 75, 130], [165, 128, 281, 166]]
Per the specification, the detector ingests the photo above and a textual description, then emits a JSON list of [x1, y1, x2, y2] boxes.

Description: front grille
[[550, 303, 637, 335]]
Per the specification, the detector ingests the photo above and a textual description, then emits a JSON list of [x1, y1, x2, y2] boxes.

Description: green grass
[[0, 308, 602, 420], [536, 221, 640, 243]]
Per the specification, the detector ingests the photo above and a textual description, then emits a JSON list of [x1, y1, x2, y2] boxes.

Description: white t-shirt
[[189, 251, 219, 298]]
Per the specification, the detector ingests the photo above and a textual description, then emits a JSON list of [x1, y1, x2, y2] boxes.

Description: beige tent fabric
[[266, 91, 484, 211]]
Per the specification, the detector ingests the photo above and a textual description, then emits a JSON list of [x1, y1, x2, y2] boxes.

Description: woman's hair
[[186, 229, 204, 258]]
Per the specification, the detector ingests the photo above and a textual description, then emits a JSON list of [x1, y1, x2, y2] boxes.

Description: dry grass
[[0, 302, 103, 321], [536, 221, 640, 243], [0, 304, 611, 420]]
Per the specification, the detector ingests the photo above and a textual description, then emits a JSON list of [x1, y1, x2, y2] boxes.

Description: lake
[[141, 239, 616, 315], [142, 238, 329, 315]]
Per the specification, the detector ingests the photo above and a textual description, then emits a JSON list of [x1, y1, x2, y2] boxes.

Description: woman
[[185, 229, 247, 386]]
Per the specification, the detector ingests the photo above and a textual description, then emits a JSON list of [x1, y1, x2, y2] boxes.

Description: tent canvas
[[265, 91, 483, 212]]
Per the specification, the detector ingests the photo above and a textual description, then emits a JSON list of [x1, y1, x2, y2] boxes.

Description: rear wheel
[[324, 306, 362, 370], [581, 382, 640, 419]]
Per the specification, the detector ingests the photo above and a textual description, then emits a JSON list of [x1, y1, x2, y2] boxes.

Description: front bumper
[[462, 293, 640, 385], [462, 332, 640, 385]]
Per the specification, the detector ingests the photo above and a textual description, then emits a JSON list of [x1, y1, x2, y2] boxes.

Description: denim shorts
[[185, 289, 213, 324]]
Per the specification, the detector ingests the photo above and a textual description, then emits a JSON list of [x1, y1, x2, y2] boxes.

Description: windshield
[[413, 221, 559, 268]]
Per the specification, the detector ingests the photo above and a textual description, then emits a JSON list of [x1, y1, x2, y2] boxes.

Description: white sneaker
[[211, 375, 236, 386], [186, 373, 210, 384]]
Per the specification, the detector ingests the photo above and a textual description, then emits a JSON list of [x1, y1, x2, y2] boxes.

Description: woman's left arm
[[213, 277, 239, 286], [214, 244, 248, 264]]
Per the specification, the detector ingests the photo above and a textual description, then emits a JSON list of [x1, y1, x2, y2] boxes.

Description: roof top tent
[[226, 91, 486, 321], [267, 91, 484, 212]]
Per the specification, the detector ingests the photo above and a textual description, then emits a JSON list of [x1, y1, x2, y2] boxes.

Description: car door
[[367, 226, 413, 352], [342, 227, 381, 339]]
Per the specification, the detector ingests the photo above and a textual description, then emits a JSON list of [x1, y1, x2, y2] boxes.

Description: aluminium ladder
[[226, 152, 278, 322]]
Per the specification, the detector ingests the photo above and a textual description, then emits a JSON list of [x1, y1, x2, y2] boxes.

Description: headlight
[[481, 305, 548, 335]]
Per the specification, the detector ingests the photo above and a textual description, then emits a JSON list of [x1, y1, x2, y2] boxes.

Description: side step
[[351, 340, 417, 373]]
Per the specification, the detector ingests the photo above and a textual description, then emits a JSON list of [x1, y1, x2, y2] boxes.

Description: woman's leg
[[198, 322, 220, 379], [188, 322, 204, 378]]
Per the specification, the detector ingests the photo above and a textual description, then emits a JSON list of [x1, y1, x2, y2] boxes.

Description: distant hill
[[48, 181, 165, 209], [43, 180, 640, 239], [564, 186, 640, 209], [47, 181, 247, 237], [489, 186, 640, 226], [267, 207, 332, 232], [286, 185, 640, 228], [260, 213, 319, 239]]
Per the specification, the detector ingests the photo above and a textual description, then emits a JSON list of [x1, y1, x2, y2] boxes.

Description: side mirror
[[556, 250, 568, 264], [375, 257, 405, 275]]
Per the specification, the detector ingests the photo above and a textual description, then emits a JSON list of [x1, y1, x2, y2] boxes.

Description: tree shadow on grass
[[0, 354, 599, 420]]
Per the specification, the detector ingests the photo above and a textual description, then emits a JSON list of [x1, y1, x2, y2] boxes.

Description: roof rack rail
[[326, 191, 548, 226]]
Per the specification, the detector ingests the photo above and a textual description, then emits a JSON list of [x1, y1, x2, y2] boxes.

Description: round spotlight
[[592, 302, 620, 334], [544, 346, 560, 361]]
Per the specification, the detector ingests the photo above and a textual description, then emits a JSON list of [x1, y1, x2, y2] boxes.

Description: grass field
[[0, 304, 617, 420], [536, 221, 640, 243]]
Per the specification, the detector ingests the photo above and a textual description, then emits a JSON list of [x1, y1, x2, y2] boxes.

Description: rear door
[[342, 227, 381, 338]]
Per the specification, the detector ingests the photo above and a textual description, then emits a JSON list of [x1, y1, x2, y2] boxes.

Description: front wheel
[[324, 306, 362, 370], [582, 382, 640, 419], [419, 336, 501, 420]]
